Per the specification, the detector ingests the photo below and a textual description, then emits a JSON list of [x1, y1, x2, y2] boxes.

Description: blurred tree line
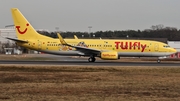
[[37, 24, 180, 41]]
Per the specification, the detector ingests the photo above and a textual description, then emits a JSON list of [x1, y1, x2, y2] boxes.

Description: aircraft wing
[[71, 45, 101, 54], [57, 33, 101, 55], [5, 37, 28, 43]]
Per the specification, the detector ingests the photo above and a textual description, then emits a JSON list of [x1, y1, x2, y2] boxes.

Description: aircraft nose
[[170, 48, 177, 53]]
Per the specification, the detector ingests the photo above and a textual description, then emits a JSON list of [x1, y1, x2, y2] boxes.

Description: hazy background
[[0, 0, 180, 32]]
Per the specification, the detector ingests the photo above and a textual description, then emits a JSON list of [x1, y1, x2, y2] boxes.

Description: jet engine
[[100, 52, 119, 60]]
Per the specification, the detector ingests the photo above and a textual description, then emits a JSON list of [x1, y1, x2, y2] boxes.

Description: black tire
[[92, 57, 96, 62], [88, 57, 96, 62]]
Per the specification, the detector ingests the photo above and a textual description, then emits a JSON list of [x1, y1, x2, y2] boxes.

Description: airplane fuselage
[[17, 38, 175, 57]]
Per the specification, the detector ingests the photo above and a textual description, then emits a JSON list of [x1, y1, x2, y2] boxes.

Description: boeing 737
[[6, 8, 177, 63]]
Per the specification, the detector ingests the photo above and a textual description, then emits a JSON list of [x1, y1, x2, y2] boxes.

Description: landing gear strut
[[157, 59, 161, 63], [88, 57, 96, 62]]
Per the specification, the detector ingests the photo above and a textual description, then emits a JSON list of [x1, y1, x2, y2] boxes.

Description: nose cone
[[170, 48, 177, 54]]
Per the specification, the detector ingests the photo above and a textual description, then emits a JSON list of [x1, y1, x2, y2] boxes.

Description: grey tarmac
[[0, 60, 180, 66]]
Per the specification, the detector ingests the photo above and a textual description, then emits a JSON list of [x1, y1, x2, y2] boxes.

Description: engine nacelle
[[100, 52, 119, 60]]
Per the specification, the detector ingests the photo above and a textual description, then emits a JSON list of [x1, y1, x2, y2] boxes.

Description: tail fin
[[11, 8, 41, 39]]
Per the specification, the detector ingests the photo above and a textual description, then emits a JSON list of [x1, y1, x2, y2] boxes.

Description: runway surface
[[0, 60, 180, 66], [0, 54, 179, 66]]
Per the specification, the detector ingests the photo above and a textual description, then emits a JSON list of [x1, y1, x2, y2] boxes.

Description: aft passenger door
[[38, 41, 42, 50], [154, 43, 159, 52]]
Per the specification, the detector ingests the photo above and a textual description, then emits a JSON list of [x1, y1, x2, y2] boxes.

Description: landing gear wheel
[[88, 57, 96, 62], [157, 59, 161, 63]]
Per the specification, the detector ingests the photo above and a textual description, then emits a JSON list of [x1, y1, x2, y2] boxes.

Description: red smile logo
[[16, 23, 29, 34]]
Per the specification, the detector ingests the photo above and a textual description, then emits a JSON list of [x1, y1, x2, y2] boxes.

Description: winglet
[[57, 33, 67, 45], [74, 35, 78, 39]]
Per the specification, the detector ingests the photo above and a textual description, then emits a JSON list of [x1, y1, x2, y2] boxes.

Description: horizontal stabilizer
[[6, 37, 28, 43]]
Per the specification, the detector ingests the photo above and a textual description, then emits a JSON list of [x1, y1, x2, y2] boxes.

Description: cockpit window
[[163, 45, 170, 48]]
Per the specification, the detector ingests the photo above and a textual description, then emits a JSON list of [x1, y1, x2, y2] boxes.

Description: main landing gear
[[88, 57, 96, 62]]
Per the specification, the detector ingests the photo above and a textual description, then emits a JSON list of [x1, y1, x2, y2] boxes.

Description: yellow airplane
[[7, 8, 177, 63]]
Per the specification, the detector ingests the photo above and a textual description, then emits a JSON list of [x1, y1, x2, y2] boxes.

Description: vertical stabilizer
[[11, 8, 41, 39]]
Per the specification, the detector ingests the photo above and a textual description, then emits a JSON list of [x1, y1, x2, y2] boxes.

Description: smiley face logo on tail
[[16, 23, 29, 34]]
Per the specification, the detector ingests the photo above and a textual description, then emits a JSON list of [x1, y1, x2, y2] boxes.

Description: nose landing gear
[[157, 56, 167, 63], [157, 59, 161, 63]]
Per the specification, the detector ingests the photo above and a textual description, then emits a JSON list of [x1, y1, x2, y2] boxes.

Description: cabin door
[[154, 43, 159, 52], [38, 41, 42, 50]]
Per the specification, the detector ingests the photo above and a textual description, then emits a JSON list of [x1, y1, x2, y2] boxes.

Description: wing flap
[[73, 46, 100, 54]]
